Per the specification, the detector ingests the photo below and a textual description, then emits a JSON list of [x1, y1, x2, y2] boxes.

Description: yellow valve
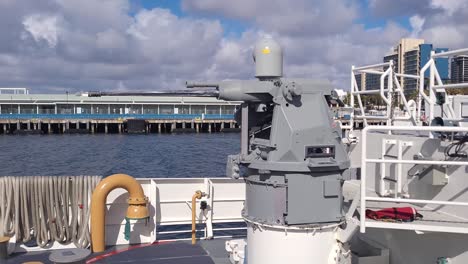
[[127, 196, 149, 219], [91, 174, 149, 253], [191, 190, 205, 245]]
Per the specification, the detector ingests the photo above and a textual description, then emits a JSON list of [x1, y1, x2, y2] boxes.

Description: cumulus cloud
[[182, 0, 410, 87], [182, 0, 358, 36], [369, 0, 433, 17], [1, 0, 467, 93], [369, 0, 468, 49], [409, 15, 425, 37], [421, 26, 465, 48], [0, 1, 226, 92], [22, 14, 60, 48], [430, 0, 468, 15]]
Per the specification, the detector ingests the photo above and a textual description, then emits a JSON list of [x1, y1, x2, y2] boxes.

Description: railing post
[[396, 140, 402, 197], [387, 60, 393, 134], [360, 126, 368, 233], [352, 67, 368, 127], [429, 54, 436, 138], [379, 139, 387, 196]]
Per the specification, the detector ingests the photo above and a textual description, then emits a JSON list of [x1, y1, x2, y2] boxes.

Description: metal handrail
[[350, 61, 401, 131], [354, 62, 392, 71], [431, 47, 468, 58], [360, 125, 468, 233], [417, 47, 468, 129], [349, 46, 468, 132]]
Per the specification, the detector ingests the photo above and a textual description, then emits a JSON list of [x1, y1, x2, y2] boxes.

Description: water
[[0, 134, 240, 178]]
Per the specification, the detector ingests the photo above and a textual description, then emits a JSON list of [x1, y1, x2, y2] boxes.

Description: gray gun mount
[[188, 78, 350, 225]]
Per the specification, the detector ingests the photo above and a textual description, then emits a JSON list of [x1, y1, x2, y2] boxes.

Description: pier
[[0, 117, 238, 134], [0, 92, 240, 134]]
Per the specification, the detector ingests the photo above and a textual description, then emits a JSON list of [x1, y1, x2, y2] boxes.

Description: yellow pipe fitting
[[91, 174, 149, 253], [127, 196, 149, 219], [191, 190, 204, 245]]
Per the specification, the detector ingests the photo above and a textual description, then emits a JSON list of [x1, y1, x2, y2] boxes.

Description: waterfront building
[[0, 90, 240, 134]]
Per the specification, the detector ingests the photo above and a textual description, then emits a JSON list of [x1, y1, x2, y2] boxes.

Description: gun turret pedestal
[[189, 37, 350, 264]]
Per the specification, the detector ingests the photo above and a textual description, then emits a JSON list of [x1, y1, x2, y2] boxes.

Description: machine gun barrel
[[185, 82, 219, 89]]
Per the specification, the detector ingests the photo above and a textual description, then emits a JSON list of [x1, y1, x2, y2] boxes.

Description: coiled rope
[[0, 176, 101, 248]]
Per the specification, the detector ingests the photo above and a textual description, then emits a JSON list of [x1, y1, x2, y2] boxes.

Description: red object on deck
[[365, 207, 422, 222]]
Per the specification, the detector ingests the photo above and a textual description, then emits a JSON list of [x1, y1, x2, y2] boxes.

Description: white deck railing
[[350, 61, 418, 133], [360, 126, 468, 233], [349, 46, 468, 136], [105, 177, 246, 245], [418, 48, 468, 134]]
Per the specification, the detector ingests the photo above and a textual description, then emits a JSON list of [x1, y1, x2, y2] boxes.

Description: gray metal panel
[[285, 173, 343, 224], [244, 174, 287, 224], [323, 180, 341, 197], [461, 103, 468, 117]]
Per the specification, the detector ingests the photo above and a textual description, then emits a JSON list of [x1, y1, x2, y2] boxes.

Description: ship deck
[[344, 181, 468, 234], [6, 238, 235, 264], [363, 201, 468, 234]]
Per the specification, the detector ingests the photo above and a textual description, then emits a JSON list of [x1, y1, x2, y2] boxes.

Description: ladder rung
[[383, 177, 397, 183]]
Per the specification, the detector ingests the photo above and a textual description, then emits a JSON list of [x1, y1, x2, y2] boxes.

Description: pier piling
[[0, 119, 237, 135]]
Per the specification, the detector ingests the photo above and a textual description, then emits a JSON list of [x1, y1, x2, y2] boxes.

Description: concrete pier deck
[[0, 117, 238, 134]]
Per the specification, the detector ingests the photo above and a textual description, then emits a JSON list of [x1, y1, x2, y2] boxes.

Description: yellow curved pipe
[[91, 174, 148, 252], [191, 190, 203, 245]]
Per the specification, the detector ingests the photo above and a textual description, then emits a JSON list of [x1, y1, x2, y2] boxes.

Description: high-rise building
[[365, 72, 381, 91], [358, 39, 424, 92], [355, 73, 364, 90], [384, 53, 399, 73], [385, 38, 424, 91], [355, 39, 449, 93], [354, 72, 380, 91], [451, 55, 468, 83], [381, 39, 449, 94]]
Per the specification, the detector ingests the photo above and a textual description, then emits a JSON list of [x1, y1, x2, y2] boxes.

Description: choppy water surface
[[0, 134, 240, 178]]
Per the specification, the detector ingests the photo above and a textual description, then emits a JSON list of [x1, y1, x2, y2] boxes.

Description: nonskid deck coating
[[4, 239, 236, 264]]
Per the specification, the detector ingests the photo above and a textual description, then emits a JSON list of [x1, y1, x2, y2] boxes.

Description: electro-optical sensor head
[[253, 36, 283, 79]]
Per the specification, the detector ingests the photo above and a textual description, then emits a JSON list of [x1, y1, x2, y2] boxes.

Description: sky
[[0, 0, 467, 93]]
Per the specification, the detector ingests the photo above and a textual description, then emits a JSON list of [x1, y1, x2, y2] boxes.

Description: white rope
[[0, 176, 101, 248]]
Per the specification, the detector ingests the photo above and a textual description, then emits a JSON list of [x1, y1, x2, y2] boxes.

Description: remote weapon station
[[187, 37, 351, 263]]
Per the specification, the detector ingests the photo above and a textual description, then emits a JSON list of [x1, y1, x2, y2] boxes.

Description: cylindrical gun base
[[246, 219, 340, 264]]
